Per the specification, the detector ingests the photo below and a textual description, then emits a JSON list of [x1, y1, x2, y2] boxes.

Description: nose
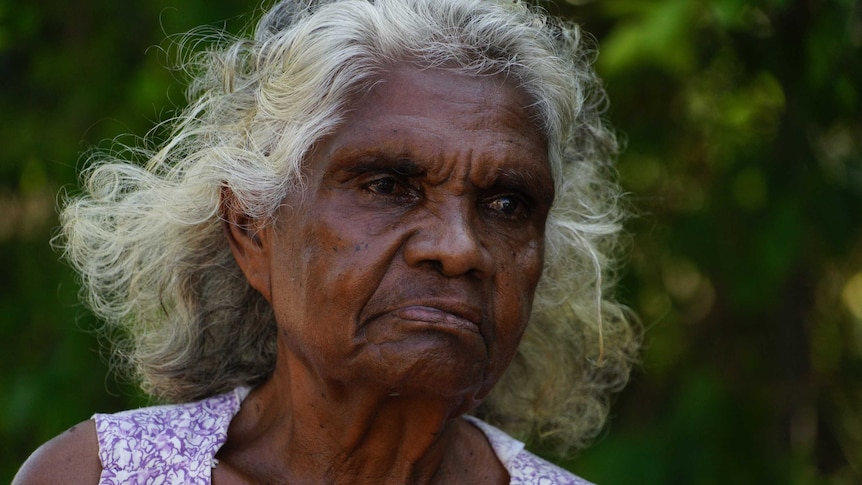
[[402, 200, 495, 279]]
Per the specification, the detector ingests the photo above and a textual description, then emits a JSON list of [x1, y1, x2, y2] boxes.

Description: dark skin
[[13, 66, 553, 484]]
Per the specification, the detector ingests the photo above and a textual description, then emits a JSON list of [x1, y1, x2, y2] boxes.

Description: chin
[[366, 346, 491, 402]]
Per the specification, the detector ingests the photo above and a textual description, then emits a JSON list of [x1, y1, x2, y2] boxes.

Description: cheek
[[494, 237, 544, 340], [480, 239, 544, 392], [519, 238, 545, 284], [297, 206, 404, 315], [269, 211, 403, 362], [508, 237, 545, 306]]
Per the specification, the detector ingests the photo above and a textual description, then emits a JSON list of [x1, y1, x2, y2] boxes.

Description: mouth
[[385, 304, 482, 335]]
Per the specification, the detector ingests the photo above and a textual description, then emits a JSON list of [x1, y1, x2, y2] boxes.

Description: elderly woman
[[15, 0, 637, 483]]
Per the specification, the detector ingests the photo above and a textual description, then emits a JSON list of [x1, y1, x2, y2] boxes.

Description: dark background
[[2, 0, 860, 483]]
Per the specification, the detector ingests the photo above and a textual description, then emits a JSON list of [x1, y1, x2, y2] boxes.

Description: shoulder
[[507, 448, 595, 485], [94, 387, 246, 448], [464, 416, 595, 485], [96, 388, 248, 481], [12, 419, 102, 485]]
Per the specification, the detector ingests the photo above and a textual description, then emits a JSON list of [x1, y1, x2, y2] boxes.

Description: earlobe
[[220, 186, 273, 302]]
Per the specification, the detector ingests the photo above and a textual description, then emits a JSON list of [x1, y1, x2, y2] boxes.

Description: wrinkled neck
[[218, 351, 483, 485]]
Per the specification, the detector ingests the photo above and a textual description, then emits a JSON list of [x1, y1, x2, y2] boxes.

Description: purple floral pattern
[[94, 387, 248, 485], [95, 388, 594, 484], [465, 416, 595, 485]]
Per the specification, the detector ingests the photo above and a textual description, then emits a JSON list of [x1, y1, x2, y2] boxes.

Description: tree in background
[[2, 1, 859, 483]]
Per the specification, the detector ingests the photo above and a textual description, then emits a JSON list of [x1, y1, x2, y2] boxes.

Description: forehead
[[360, 66, 537, 129], [311, 66, 549, 180]]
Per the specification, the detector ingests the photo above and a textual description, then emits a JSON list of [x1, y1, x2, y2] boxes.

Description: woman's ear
[[221, 185, 272, 302]]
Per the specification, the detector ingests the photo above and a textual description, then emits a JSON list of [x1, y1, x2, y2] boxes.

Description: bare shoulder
[[12, 419, 102, 485]]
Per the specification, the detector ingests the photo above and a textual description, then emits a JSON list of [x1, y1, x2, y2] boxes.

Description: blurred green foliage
[[2, 0, 860, 483]]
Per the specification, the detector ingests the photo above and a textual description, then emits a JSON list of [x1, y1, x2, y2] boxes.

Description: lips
[[390, 305, 481, 333]]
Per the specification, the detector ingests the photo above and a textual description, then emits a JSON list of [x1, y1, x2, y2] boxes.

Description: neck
[[219, 354, 479, 484]]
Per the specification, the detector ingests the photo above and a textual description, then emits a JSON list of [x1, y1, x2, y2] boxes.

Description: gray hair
[[59, 0, 638, 453]]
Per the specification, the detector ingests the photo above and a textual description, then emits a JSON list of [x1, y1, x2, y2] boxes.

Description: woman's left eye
[[485, 194, 526, 218]]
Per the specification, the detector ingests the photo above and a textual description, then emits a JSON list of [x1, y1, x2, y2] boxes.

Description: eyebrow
[[332, 148, 554, 202]]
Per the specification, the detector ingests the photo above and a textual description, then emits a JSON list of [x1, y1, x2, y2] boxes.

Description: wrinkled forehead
[[314, 65, 546, 157], [310, 65, 549, 173]]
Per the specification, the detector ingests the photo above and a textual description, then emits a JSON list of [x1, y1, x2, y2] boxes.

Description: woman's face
[[237, 66, 553, 408]]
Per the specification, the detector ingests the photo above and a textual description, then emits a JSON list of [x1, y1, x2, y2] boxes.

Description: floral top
[[94, 388, 594, 485]]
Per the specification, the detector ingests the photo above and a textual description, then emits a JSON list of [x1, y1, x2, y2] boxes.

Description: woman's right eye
[[365, 176, 399, 195]]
